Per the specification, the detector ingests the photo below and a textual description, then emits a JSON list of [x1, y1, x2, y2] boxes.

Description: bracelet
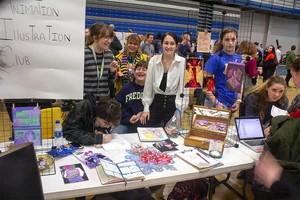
[[235, 99, 242, 104]]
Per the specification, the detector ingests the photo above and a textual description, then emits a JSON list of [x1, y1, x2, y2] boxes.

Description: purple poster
[[12, 107, 41, 146], [225, 62, 245, 93]]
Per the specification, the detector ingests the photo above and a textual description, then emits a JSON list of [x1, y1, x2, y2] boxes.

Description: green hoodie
[[286, 50, 296, 70]]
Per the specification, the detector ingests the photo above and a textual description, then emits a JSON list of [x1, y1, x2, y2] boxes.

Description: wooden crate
[[184, 105, 230, 151]]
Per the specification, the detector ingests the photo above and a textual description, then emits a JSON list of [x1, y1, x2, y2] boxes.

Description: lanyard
[[91, 46, 105, 92]]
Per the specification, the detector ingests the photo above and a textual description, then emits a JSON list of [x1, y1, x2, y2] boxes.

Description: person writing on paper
[[203, 26, 242, 111], [240, 75, 288, 129], [61, 22, 118, 119], [140, 32, 188, 126], [63, 94, 121, 145], [111, 61, 148, 134]]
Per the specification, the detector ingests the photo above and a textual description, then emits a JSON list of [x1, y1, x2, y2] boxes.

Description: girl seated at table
[[237, 75, 288, 180], [240, 75, 288, 129]]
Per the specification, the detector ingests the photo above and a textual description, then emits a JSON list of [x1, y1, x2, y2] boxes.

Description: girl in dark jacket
[[262, 45, 277, 82]]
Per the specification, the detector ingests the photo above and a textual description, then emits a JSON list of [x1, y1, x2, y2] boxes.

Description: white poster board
[[0, 0, 86, 99]]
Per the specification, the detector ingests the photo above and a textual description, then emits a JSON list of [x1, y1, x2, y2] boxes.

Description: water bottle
[[54, 120, 63, 146]]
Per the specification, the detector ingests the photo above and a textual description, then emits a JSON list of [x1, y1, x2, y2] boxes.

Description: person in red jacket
[[262, 45, 277, 82]]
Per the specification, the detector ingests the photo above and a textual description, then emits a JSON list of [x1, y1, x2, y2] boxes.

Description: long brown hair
[[213, 26, 238, 54], [85, 22, 114, 46], [236, 40, 257, 58], [245, 75, 287, 119]]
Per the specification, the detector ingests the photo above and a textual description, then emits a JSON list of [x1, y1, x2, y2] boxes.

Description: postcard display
[[8, 104, 56, 176], [184, 106, 230, 151]]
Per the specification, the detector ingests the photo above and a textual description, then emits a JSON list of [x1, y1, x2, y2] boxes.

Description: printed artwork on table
[[225, 62, 245, 93], [153, 139, 178, 152], [185, 58, 203, 88], [12, 106, 41, 146], [194, 120, 227, 134], [125, 147, 177, 175], [59, 164, 88, 184], [137, 127, 168, 142], [73, 150, 113, 168]]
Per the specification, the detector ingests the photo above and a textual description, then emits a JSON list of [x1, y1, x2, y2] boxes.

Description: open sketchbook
[[175, 149, 223, 172], [96, 159, 144, 185], [137, 127, 168, 142]]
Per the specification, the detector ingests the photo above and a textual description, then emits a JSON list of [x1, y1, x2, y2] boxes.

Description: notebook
[[235, 117, 266, 153]]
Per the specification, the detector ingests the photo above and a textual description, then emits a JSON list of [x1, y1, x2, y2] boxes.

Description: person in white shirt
[[140, 32, 188, 126], [276, 45, 282, 64]]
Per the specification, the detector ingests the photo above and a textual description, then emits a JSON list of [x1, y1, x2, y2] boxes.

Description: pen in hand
[[196, 153, 210, 164]]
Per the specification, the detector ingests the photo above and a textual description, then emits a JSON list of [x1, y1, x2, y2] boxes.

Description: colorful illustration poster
[[12, 106, 41, 146], [59, 164, 88, 184], [185, 58, 203, 88], [225, 62, 245, 93]]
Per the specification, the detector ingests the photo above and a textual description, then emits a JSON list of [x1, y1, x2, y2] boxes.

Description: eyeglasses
[[103, 35, 113, 41]]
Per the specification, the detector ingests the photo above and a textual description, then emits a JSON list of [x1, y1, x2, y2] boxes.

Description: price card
[[208, 140, 223, 158]]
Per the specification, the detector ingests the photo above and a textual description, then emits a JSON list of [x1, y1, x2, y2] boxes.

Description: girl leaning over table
[[236, 75, 288, 186], [203, 26, 243, 111], [140, 32, 188, 127]]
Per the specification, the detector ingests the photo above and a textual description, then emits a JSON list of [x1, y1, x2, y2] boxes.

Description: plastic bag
[[47, 143, 78, 157], [164, 109, 181, 137]]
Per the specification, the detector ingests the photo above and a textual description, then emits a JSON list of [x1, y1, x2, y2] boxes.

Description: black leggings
[[285, 70, 292, 86]]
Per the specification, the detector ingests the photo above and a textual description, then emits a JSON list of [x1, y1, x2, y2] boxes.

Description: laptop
[[235, 117, 266, 153]]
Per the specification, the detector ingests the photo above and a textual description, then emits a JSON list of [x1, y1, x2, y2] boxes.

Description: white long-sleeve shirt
[[142, 54, 188, 112], [276, 49, 281, 63]]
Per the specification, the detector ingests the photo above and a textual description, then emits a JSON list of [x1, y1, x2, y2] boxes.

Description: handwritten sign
[[0, 0, 85, 99], [197, 32, 211, 53]]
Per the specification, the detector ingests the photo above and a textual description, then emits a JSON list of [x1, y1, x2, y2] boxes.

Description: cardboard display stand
[[184, 106, 230, 151]]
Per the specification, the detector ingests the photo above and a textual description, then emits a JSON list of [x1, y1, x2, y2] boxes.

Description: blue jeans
[[111, 124, 128, 134]]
